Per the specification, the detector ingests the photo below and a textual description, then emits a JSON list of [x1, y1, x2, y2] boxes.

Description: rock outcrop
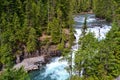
[[14, 55, 48, 71], [115, 76, 120, 80], [14, 28, 74, 71]]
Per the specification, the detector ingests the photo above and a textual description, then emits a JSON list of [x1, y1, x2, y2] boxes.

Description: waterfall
[[30, 14, 111, 80], [74, 14, 111, 77]]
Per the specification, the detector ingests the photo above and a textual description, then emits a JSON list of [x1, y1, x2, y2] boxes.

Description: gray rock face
[[14, 56, 46, 71], [115, 76, 120, 80]]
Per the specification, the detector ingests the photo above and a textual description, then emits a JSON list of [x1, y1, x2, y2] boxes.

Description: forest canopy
[[0, 0, 120, 80]]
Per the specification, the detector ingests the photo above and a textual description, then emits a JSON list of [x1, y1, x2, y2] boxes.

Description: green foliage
[[69, 27, 75, 48], [0, 68, 30, 80], [57, 43, 64, 51], [75, 32, 98, 76], [0, 0, 75, 73], [81, 16, 87, 36], [74, 21, 120, 79], [48, 18, 61, 44], [73, 1, 120, 79], [105, 22, 120, 77], [62, 48, 71, 57], [70, 75, 82, 80], [0, 0, 75, 59], [0, 44, 13, 68], [1, 0, 120, 80], [26, 27, 37, 53], [40, 38, 50, 46], [74, 0, 92, 13], [74, 0, 119, 22], [93, 0, 118, 21]]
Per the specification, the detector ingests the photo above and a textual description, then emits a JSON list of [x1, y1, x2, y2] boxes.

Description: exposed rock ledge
[[14, 55, 48, 72], [115, 76, 120, 80]]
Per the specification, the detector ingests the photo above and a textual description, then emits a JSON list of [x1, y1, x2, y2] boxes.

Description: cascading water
[[30, 14, 111, 80], [73, 14, 111, 77], [74, 14, 111, 39]]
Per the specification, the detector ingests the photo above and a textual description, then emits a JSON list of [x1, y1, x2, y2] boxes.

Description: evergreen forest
[[0, 0, 120, 80]]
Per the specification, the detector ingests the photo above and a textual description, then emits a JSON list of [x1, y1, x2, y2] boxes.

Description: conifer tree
[[26, 27, 37, 53]]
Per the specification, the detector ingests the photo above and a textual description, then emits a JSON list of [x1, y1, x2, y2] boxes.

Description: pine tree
[[26, 27, 37, 53], [81, 16, 87, 36], [0, 68, 30, 80], [0, 44, 13, 68]]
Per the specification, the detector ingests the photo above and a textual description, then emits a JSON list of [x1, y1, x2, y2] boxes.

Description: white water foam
[[42, 14, 111, 79], [87, 25, 111, 40], [31, 14, 111, 80], [42, 57, 69, 80], [73, 14, 111, 77]]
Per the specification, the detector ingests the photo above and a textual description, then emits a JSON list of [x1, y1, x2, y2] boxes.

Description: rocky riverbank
[[14, 55, 49, 72], [13, 28, 74, 72]]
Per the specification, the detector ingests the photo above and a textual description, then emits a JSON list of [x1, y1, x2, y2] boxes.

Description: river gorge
[[30, 14, 111, 80]]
